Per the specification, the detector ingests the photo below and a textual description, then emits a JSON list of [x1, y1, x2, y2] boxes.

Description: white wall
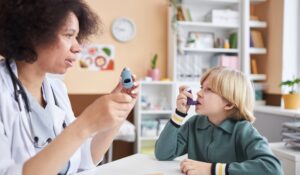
[[282, 0, 299, 83]]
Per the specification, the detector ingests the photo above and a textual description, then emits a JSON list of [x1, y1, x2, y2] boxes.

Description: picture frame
[[186, 31, 214, 49]]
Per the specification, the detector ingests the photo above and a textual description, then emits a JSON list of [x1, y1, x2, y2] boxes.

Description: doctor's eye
[[65, 34, 73, 38]]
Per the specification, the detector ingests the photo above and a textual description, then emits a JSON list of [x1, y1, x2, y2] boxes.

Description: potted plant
[[147, 54, 160, 81], [280, 78, 300, 109]]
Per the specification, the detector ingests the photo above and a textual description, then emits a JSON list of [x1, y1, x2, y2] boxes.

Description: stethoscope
[[5, 59, 70, 174]]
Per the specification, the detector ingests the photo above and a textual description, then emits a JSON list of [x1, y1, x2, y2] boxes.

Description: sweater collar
[[196, 115, 237, 134]]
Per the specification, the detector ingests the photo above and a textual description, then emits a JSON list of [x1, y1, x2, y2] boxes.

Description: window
[[298, 1, 300, 77], [282, 0, 299, 80]]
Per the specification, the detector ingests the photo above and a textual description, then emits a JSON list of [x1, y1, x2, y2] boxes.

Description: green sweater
[[155, 115, 283, 175]]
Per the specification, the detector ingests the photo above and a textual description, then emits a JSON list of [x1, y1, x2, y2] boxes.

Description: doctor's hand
[[176, 86, 193, 114], [111, 74, 139, 99], [180, 159, 211, 175], [78, 92, 136, 136]]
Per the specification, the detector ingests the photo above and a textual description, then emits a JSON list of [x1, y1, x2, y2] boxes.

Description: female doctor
[[0, 0, 139, 175]]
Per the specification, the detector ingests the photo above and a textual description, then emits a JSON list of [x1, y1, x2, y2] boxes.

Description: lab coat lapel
[[43, 78, 66, 135]]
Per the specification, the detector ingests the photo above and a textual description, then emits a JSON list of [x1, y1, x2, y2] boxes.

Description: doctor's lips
[[65, 58, 76, 67]]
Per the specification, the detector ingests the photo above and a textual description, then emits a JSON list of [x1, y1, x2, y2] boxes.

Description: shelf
[[178, 21, 239, 29], [249, 74, 267, 81], [140, 81, 173, 85], [255, 100, 266, 106], [175, 81, 200, 86], [249, 48, 267, 54], [250, 0, 267, 4], [182, 47, 239, 53], [140, 136, 159, 141], [183, 0, 239, 5], [140, 110, 173, 115], [249, 20, 267, 28]]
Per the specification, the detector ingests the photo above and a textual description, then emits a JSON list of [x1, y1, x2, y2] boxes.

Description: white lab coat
[[0, 60, 96, 175]]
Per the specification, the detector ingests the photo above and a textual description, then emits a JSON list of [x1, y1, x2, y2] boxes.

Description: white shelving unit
[[250, 0, 267, 4], [249, 48, 267, 55], [249, 20, 267, 28], [134, 81, 175, 154], [178, 21, 239, 29], [244, 0, 268, 105], [242, 0, 268, 81], [182, 47, 239, 53], [169, 0, 242, 86]]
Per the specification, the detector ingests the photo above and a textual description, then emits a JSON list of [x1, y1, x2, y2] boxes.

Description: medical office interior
[[1, 0, 300, 174]]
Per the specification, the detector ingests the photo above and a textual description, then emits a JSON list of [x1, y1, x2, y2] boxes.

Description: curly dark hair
[[0, 0, 101, 63]]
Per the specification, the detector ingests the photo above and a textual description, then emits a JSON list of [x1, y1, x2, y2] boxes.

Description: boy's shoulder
[[233, 119, 261, 137], [234, 120, 254, 129]]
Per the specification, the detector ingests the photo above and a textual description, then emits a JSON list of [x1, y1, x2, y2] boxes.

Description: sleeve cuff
[[211, 163, 229, 175], [170, 109, 188, 127], [175, 109, 188, 117], [78, 138, 98, 170], [0, 162, 23, 175]]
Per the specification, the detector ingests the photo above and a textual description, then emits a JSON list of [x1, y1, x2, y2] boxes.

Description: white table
[[77, 154, 186, 175], [270, 142, 300, 175]]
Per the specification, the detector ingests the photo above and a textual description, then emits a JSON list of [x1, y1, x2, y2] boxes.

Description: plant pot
[[147, 68, 160, 81], [282, 93, 300, 109]]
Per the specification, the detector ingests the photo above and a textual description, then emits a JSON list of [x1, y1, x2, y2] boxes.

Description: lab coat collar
[[0, 60, 19, 98]]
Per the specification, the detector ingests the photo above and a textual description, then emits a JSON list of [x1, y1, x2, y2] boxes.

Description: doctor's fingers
[[110, 100, 135, 112], [121, 85, 139, 98], [111, 78, 123, 93], [110, 93, 133, 103]]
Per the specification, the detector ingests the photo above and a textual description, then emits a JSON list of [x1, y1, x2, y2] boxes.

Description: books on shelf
[[250, 30, 264, 48], [253, 82, 266, 101], [176, 6, 185, 21], [182, 6, 192, 21], [176, 5, 192, 21], [211, 54, 239, 70], [205, 9, 239, 25], [141, 118, 169, 138], [251, 58, 258, 74]]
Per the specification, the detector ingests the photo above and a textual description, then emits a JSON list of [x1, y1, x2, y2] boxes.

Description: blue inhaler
[[121, 68, 134, 89], [187, 88, 199, 105]]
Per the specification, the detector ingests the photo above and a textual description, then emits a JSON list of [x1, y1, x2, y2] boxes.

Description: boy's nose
[[197, 89, 204, 97]]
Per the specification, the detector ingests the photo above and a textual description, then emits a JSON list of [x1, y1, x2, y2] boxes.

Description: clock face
[[111, 18, 136, 42]]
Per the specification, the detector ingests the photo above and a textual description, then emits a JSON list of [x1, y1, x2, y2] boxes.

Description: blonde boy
[[155, 67, 282, 175]]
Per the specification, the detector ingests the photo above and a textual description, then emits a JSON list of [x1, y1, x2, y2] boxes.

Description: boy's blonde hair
[[201, 66, 255, 122]]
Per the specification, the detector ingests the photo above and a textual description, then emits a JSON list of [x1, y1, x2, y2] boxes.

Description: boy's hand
[[180, 159, 211, 175], [176, 86, 193, 114]]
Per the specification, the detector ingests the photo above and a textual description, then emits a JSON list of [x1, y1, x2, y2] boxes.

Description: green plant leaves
[[151, 54, 158, 69], [280, 78, 300, 94]]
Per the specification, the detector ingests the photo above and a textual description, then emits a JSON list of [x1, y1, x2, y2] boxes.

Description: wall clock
[[111, 18, 136, 42]]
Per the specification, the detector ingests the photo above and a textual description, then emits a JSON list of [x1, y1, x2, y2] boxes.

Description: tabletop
[[77, 153, 186, 175]]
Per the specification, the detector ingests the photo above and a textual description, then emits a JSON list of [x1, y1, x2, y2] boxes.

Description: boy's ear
[[224, 102, 235, 111]]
